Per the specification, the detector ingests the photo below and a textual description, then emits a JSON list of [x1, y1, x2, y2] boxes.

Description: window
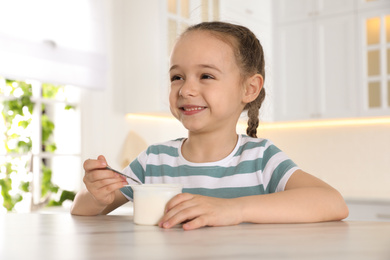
[[364, 13, 390, 110], [166, 0, 220, 56], [0, 77, 81, 212]]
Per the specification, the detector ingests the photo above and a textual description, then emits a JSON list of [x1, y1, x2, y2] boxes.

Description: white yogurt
[[130, 184, 183, 225]]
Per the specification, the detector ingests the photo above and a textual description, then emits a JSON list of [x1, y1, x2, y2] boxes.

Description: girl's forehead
[[177, 30, 230, 47], [170, 30, 235, 65]]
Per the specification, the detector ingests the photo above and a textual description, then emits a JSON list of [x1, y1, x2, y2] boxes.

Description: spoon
[[106, 165, 142, 185]]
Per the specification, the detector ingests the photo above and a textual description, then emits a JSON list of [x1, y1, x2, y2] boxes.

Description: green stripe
[[183, 185, 265, 198], [261, 144, 282, 168], [130, 159, 145, 182], [146, 141, 182, 157], [266, 159, 297, 193], [120, 185, 134, 199], [146, 160, 262, 178]]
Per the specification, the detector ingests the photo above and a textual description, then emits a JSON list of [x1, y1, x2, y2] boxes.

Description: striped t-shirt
[[120, 134, 299, 201]]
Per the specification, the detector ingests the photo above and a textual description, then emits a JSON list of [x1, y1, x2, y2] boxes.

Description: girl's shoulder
[[239, 134, 269, 143], [238, 134, 273, 148], [236, 135, 279, 157]]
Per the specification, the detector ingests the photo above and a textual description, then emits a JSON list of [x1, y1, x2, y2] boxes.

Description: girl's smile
[[179, 105, 208, 116]]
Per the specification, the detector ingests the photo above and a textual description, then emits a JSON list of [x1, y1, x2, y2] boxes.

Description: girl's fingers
[[182, 216, 208, 230], [83, 158, 107, 172], [97, 155, 107, 163], [95, 180, 126, 195], [89, 175, 126, 189], [88, 178, 126, 201], [165, 193, 195, 212], [81, 156, 126, 207], [160, 194, 204, 228], [87, 169, 121, 182], [83, 157, 127, 183], [161, 206, 201, 229]]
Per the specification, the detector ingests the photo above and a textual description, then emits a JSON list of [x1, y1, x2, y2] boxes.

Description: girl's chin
[[180, 121, 205, 133]]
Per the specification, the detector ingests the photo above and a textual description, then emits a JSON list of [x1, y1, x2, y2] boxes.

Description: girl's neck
[[181, 131, 239, 163]]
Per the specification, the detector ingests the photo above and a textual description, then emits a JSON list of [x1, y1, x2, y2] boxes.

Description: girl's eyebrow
[[198, 64, 222, 73], [169, 64, 222, 73], [169, 65, 179, 72]]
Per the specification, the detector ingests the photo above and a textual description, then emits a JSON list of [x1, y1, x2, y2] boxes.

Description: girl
[[71, 21, 349, 230]]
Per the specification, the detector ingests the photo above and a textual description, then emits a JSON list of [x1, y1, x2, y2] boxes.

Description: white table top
[[1, 213, 390, 260]]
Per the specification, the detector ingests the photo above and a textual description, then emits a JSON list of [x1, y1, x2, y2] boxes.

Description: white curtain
[[0, 0, 108, 89]]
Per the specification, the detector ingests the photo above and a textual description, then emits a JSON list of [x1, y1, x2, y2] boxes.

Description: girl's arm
[[238, 170, 349, 224], [71, 189, 128, 216], [160, 170, 349, 230]]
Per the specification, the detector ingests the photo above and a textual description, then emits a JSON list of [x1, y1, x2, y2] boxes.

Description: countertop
[[1, 213, 390, 260]]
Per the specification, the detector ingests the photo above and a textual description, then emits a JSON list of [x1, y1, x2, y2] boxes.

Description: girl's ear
[[242, 74, 263, 104]]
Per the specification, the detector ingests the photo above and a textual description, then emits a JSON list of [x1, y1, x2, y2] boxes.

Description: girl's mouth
[[180, 106, 207, 115]]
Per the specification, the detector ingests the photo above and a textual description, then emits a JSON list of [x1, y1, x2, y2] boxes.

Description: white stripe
[[223, 140, 270, 167], [237, 141, 271, 162], [145, 172, 262, 189], [162, 139, 183, 147], [136, 150, 148, 171], [147, 153, 181, 167], [276, 167, 300, 192]]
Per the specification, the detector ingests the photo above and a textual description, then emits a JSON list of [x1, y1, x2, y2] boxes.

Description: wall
[[78, 0, 130, 190], [249, 118, 390, 201]]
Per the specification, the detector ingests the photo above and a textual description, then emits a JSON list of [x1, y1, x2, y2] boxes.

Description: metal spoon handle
[[106, 166, 142, 185]]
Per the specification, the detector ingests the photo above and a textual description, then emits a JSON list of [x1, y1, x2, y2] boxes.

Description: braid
[[246, 103, 259, 138], [245, 88, 265, 138]]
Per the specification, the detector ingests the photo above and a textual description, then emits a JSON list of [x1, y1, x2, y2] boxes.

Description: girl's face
[[169, 31, 247, 135]]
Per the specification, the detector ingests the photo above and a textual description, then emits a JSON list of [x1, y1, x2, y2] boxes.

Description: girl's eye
[[201, 74, 214, 80], [170, 75, 183, 82]]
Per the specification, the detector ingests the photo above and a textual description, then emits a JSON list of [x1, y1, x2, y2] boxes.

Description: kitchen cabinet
[[346, 200, 390, 222], [357, 0, 390, 11], [275, 0, 355, 24], [358, 7, 390, 117], [273, 0, 357, 121], [274, 0, 390, 121]]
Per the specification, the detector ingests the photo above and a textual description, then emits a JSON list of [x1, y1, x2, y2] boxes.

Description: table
[[1, 213, 390, 260]]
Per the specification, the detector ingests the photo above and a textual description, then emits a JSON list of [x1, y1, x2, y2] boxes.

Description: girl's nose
[[179, 80, 197, 97]]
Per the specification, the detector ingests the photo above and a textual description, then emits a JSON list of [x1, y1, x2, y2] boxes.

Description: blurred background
[[0, 0, 389, 220]]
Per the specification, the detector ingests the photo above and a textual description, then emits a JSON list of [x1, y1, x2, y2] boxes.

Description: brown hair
[[182, 21, 266, 138]]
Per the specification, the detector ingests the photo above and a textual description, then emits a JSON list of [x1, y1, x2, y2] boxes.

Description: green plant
[[0, 78, 75, 211]]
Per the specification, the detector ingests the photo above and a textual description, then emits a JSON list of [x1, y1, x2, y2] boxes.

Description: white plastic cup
[[130, 184, 183, 225]]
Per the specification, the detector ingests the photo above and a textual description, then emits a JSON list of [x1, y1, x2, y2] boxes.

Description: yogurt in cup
[[130, 184, 183, 225]]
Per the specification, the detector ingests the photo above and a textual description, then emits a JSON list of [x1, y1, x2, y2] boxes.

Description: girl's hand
[[159, 193, 243, 230], [83, 155, 127, 207]]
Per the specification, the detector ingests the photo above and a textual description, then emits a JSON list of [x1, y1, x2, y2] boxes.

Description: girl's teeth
[[184, 107, 204, 111]]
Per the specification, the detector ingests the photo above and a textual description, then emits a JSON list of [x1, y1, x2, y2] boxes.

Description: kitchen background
[[0, 0, 389, 220]]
